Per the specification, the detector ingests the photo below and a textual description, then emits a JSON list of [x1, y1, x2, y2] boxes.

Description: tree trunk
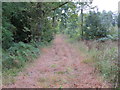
[[81, 8, 83, 39]]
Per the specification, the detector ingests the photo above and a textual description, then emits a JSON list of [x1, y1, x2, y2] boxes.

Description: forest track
[[3, 34, 109, 88]]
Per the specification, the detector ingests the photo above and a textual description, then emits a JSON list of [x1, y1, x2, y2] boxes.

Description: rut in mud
[[4, 35, 109, 88]]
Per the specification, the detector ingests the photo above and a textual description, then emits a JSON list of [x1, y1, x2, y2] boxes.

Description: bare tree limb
[[52, 2, 68, 11]]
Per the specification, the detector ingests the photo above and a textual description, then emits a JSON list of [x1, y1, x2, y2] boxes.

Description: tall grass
[[92, 41, 118, 87], [69, 38, 118, 87]]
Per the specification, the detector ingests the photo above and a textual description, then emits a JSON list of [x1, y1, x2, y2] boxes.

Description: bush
[[2, 42, 40, 69], [2, 27, 14, 50], [88, 41, 118, 87], [95, 44, 118, 86], [73, 39, 118, 87]]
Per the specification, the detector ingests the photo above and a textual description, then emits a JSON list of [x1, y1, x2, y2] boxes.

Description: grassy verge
[[68, 38, 118, 87], [2, 41, 53, 85]]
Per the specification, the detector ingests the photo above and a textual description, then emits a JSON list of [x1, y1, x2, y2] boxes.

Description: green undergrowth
[[2, 41, 53, 85], [68, 37, 118, 87]]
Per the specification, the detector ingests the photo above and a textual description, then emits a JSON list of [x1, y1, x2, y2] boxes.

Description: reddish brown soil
[[3, 35, 109, 88]]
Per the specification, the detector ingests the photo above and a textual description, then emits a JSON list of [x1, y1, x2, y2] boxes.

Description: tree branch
[[52, 2, 68, 11]]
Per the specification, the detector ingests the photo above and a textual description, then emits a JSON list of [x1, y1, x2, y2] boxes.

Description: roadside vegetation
[[2, 2, 55, 85], [2, 2, 119, 87], [68, 39, 118, 87], [63, 11, 119, 87]]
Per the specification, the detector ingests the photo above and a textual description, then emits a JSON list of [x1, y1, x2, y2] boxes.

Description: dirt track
[[3, 35, 109, 88]]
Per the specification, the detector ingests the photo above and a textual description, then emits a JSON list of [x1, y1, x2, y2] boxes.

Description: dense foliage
[[61, 10, 118, 41], [2, 2, 61, 69], [2, 2, 77, 70]]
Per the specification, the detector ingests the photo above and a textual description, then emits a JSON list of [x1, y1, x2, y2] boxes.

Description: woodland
[[2, 2, 119, 88]]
